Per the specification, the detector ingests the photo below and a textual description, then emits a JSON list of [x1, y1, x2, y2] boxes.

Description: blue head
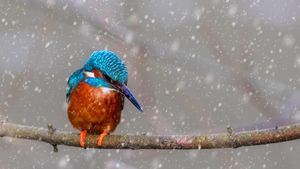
[[67, 50, 143, 112], [84, 50, 128, 85]]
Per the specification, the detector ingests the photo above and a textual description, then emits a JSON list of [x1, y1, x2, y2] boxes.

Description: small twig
[[0, 119, 300, 149], [226, 125, 238, 148], [47, 123, 58, 152], [226, 125, 233, 136]]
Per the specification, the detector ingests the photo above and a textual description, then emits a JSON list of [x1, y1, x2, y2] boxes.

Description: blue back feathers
[[66, 50, 128, 102]]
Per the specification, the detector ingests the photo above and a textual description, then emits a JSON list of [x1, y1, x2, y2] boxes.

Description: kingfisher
[[66, 50, 143, 147]]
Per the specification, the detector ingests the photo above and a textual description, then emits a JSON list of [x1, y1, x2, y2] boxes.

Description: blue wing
[[66, 68, 85, 102]]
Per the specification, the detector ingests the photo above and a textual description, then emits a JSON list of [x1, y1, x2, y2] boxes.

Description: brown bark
[[0, 118, 299, 150]]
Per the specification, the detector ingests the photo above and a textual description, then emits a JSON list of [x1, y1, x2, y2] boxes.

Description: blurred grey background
[[0, 0, 300, 168]]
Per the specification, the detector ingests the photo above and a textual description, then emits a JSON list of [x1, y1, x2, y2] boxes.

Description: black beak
[[113, 84, 143, 112]]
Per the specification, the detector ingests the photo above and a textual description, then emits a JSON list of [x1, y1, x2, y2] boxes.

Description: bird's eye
[[104, 74, 114, 83]]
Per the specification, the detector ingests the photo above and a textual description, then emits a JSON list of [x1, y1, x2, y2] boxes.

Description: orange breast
[[67, 81, 122, 133]]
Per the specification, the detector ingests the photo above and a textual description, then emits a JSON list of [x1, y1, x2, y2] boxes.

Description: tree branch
[[1, 118, 300, 150]]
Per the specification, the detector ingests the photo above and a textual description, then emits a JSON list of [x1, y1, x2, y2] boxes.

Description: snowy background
[[1, 0, 300, 168]]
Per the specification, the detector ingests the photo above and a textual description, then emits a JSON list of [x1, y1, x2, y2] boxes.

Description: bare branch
[[0, 118, 300, 150]]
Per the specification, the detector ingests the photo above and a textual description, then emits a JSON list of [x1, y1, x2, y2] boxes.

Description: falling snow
[[0, 0, 299, 169]]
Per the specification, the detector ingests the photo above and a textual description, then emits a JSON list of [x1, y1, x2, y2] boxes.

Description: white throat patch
[[101, 87, 117, 94], [84, 71, 95, 78]]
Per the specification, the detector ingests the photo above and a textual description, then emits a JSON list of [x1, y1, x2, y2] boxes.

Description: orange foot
[[80, 130, 87, 148], [97, 129, 108, 146]]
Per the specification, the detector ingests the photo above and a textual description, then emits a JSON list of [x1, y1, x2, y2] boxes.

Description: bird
[[66, 50, 143, 147]]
